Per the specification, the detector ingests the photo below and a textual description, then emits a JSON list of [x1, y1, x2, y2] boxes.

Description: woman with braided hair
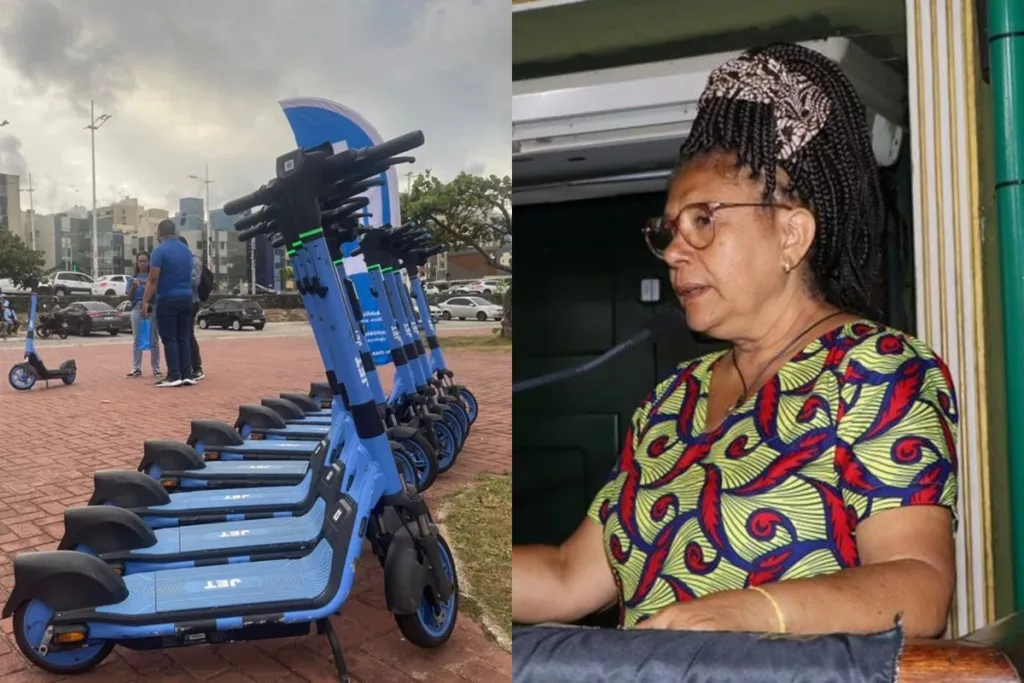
[[512, 43, 958, 638]]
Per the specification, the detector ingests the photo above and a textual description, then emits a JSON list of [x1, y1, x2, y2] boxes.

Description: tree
[[0, 230, 45, 289], [403, 171, 513, 336]]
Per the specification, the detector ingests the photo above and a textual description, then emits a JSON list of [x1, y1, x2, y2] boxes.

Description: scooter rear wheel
[[13, 600, 113, 675], [9, 362, 37, 391], [59, 360, 76, 385], [394, 534, 459, 648]]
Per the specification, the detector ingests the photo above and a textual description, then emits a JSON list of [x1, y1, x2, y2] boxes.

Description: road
[[0, 319, 493, 351]]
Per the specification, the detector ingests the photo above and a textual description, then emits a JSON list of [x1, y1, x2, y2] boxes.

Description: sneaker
[[182, 376, 197, 386], [126, 370, 142, 378], [155, 378, 183, 387], [193, 370, 205, 381], [153, 370, 163, 377]]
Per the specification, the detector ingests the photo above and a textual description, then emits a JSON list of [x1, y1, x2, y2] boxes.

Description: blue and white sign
[[279, 97, 402, 366]]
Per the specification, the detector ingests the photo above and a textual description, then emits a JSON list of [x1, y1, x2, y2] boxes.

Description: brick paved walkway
[[0, 335, 511, 682]]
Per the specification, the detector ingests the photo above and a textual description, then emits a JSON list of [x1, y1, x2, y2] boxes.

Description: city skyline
[[0, 0, 510, 215]]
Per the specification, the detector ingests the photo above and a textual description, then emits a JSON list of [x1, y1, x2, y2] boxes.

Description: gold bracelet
[[749, 586, 787, 634]]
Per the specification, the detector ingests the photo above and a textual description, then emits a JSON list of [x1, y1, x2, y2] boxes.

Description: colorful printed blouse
[[588, 321, 959, 628]]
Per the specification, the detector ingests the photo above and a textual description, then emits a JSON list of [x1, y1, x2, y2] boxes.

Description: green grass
[[438, 334, 512, 351], [443, 474, 512, 645]]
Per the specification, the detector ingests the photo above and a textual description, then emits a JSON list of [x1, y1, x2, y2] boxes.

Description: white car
[[43, 271, 96, 296], [0, 278, 31, 294], [463, 279, 504, 296], [423, 283, 440, 296], [92, 274, 132, 296], [437, 296, 503, 322]]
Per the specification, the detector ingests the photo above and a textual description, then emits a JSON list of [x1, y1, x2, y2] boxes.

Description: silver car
[[437, 296, 503, 321]]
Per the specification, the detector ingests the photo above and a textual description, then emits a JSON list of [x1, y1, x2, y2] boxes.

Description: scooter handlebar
[[323, 131, 424, 178], [223, 178, 278, 216]]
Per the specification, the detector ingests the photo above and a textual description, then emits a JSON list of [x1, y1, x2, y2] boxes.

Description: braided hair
[[678, 42, 885, 319]]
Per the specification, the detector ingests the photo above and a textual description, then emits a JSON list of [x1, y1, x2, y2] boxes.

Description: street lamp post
[[19, 173, 35, 251], [85, 101, 112, 278], [188, 165, 215, 268]]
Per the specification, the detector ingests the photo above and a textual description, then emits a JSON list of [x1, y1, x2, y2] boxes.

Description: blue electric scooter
[[54, 229, 441, 566], [4, 132, 458, 682], [135, 215, 439, 493], [8, 293, 77, 391]]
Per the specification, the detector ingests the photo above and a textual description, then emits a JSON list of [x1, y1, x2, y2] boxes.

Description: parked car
[[196, 298, 266, 331], [40, 271, 96, 296], [92, 274, 132, 296], [437, 296, 503, 321], [61, 301, 122, 336], [423, 283, 440, 296], [464, 279, 504, 296], [115, 300, 135, 331], [0, 278, 32, 294]]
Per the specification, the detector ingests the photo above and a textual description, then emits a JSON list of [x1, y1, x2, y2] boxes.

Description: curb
[[437, 501, 511, 652]]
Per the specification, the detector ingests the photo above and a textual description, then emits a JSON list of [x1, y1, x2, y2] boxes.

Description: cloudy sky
[[0, 0, 510, 216]]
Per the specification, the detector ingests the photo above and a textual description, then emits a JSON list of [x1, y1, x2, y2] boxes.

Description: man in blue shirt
[[142, 219, 196, 387]]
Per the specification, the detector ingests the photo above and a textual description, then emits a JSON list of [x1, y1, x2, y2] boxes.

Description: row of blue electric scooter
[[3, 131, 478, 682]]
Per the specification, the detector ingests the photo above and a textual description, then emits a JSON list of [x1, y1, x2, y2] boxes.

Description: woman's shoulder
[[836, 320, 947, 366]]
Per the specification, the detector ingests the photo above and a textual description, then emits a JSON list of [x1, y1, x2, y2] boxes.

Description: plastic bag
[[138, 317, 152, 351]]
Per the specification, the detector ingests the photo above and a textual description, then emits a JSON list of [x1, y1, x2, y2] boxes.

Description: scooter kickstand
[[316, 618, 351, 683]]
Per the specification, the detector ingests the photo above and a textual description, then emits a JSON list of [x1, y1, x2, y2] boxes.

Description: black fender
[[89, 470, 171, 507], [137, 440, 205, 474], [261, 397, 306, 420], [429, 401, 451, 416], [309, 381, 332, 402], [280, 392, 321, 413], [1, 551, 127, 619], [383, 521, 436, 615], [435, 394, 456, 406], [59, 506, 157, 553], [187, 419, 245, 448], [235, 404, 287, 431], [386, 425, 420, 441]]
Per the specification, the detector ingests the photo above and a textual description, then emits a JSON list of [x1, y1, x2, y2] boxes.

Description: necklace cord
[[730, 310, 845, 411]]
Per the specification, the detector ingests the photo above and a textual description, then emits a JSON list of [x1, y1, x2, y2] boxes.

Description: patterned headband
[[699, 52, 832, 161]]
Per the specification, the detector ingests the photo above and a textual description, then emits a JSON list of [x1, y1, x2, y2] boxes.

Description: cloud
[[0, 134, 28, 177], [0, 0, 510, 215]]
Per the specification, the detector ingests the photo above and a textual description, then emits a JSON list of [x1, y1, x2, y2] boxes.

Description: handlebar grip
[[237, 224, 267, 242], [271, 234, 286, 249], [323, 131, 424, 176], [224, 179, 276, 216], [233, 206, 273, 232]]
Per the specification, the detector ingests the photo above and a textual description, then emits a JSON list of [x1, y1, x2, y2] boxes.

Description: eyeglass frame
[[642, 201, 795, 257]]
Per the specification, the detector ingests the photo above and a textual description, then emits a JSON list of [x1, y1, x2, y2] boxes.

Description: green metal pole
[[990, 0, 1024, 611]]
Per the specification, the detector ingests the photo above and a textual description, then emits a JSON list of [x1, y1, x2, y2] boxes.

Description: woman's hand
[[634, 589, 780, 633]]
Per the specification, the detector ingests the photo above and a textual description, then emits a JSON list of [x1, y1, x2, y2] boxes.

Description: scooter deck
[[206, 440, 320, 458], [175, 459, 309, 486], [155, 472, 312, 512], [261, 424, 331, 438], [98, 538, 335, 616], [134, 498, 327, 560]]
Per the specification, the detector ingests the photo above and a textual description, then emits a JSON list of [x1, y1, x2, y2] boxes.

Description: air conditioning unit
[[513, 37, 906, 206]]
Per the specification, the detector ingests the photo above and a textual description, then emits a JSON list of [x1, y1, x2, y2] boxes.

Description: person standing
[[125, 251, 162, 378], [179, 235, 205, 380], [142, 220, 196, 387]]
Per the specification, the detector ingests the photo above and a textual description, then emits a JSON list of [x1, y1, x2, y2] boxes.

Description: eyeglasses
[[642, 201, 792, 259]]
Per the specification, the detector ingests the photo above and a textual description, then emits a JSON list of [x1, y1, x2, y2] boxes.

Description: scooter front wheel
[[458, 387, 479, 424], [434, 420, 459, 474], [394, 534, 459, 648], [9, 362, 37, 391], [447, 400, 471, 443], [396, 432, 438, 492], [441, 410, 465, 454], [13, 600, 113, 675]]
